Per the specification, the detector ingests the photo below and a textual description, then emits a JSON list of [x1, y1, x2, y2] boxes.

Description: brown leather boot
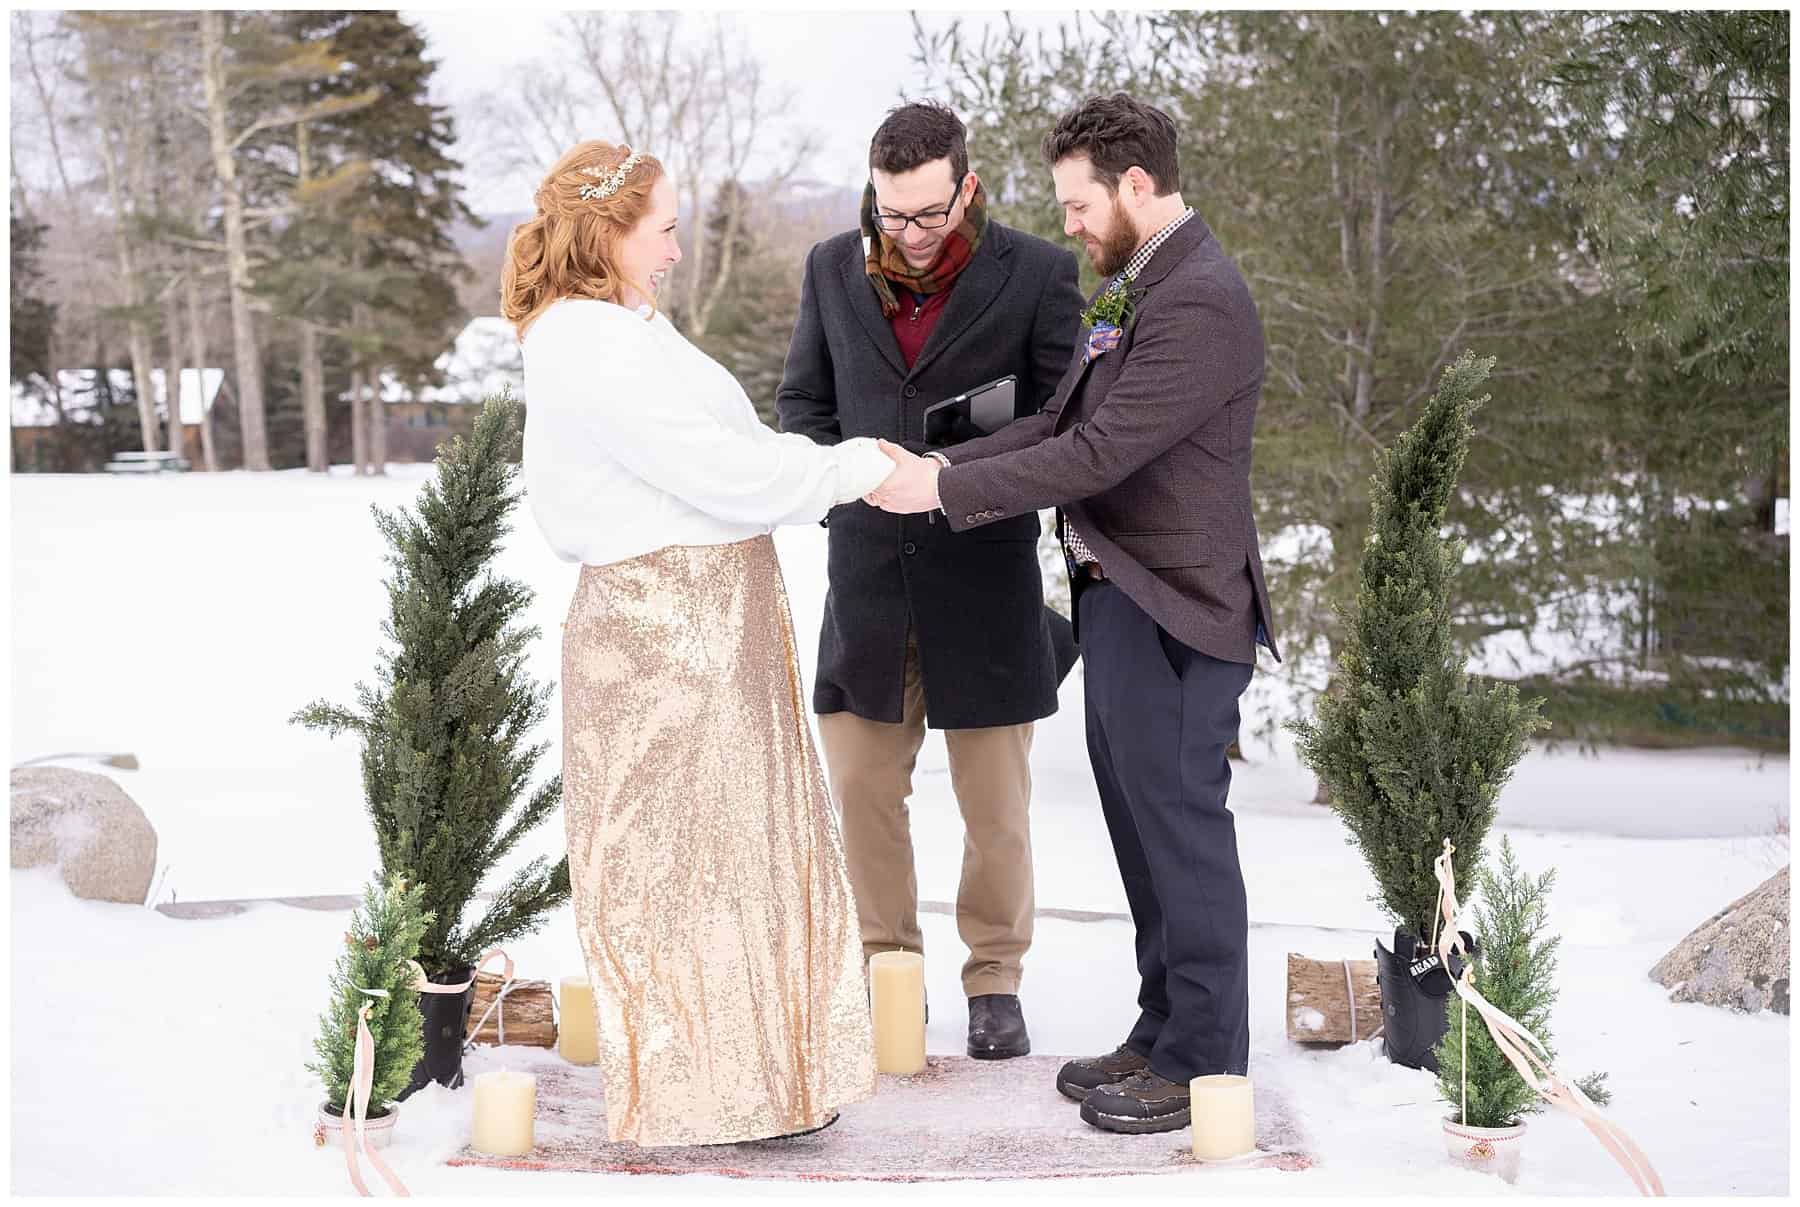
[[1054, 1043, 1150, 1101], [1079, 1069, 1192, 1134]]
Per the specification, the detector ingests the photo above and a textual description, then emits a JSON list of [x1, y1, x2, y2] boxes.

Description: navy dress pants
[[1078, 580, 1254, 1083]]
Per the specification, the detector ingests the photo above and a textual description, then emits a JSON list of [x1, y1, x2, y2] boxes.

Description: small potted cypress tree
[[310, 875, 433, 1147], [1435, 837, 1609, 1181], [296, 394, 572, 1097], [1291, 352, 1549, 1069]]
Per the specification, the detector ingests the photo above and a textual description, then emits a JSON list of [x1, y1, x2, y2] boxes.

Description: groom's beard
[[1086, 196, 1140, 278]]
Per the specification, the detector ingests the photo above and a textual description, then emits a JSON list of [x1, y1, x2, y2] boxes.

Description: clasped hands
[[863, 439, 940, 514]]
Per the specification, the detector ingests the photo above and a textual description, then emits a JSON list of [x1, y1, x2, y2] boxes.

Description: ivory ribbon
[[339, 948, 514, 1197], [462, 966, 528, 1047], [1432, 841, 1663, 1195], [343, 1002, 409, 1197]]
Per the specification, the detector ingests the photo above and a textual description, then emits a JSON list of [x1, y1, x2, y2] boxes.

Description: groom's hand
[[865, 439, 942, 514]]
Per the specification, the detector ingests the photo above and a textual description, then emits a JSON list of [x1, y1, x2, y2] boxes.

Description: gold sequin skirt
[[561, 534, 876, 1146]]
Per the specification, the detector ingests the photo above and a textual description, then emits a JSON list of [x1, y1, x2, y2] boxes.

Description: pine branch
[[292, 394, 567, 975]]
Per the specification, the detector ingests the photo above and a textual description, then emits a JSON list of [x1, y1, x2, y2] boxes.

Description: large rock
[[1650, 865, 1789, 1015], [10, 767, 158, 905]]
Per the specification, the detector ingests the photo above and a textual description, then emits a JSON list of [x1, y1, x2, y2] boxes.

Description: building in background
[[10, 368, 223, 473], [376, 316, 523, 463]]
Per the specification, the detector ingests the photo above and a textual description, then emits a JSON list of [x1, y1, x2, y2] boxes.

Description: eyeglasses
[[871, 180, 963, 233]]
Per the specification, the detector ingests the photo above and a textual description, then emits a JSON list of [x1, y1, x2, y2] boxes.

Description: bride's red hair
[[501, 140, 665, 339]]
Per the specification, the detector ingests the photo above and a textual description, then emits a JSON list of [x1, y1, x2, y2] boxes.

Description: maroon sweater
[[891, 281, 956, 369]]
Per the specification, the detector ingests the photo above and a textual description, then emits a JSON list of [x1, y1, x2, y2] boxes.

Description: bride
[[504, 140, 892, 1146]]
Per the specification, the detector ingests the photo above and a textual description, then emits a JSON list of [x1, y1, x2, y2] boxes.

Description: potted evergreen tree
[[309, 874, 432, 1147], [296, 393, 571, 1096], [1291, 352, 1548, 1069], [1436, 837, 1609, 1181]]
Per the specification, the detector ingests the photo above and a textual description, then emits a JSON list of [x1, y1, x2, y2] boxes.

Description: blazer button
[[965, 514, 977, 523], [903, 541, 917, 555], [904, 385, 918, 398]]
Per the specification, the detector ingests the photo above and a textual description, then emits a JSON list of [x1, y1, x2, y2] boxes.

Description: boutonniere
[[1080, 273, 1138, 364]]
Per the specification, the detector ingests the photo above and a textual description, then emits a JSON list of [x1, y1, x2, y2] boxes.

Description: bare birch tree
[[193, 11, 373, 471], [470, 12, 816, 336], [76, 14, 164, 453]]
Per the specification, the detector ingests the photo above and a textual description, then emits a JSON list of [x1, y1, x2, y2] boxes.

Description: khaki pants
[[817, 629, 1035, 998]]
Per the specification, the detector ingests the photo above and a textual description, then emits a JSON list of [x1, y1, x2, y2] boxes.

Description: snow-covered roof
[[375, 316, 522, 406], [10, 368, 223, 427]]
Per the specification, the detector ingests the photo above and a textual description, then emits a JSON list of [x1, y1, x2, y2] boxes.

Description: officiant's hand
[[865, 439, 941, 514]]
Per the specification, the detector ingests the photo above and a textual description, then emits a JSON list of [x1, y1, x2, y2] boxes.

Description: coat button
[[965, 515, 977, 523], [904, 385, 918, 398], [903, 542, 917, 555]]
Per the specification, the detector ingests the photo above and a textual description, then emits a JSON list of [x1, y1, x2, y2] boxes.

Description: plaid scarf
[[861, 178, 989, 318]]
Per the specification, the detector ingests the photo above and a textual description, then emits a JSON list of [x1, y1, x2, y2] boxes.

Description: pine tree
[[10, 210, 58, 390], [689, 179, 793, 423], [916, 14, 1641, 757], [308, 874, 433, 1118], [294, 394, 570, 975], [1435, 837, 1609, 1128], [286, 10, 478, 474], [1290, 352, 1550, 941], [1553, 11, 1787, 393]]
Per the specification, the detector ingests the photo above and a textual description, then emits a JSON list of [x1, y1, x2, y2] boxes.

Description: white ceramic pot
[[1442, 1114, 1525, 1182], [315, 1101, 398, 1150]]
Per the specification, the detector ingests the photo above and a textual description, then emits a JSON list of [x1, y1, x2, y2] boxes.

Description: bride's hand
[[864, 440, 940, 513], [861, 441, 908, 505]]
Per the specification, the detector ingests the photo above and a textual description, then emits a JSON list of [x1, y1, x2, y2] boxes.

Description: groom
[[869, 93, 1280, 1135]]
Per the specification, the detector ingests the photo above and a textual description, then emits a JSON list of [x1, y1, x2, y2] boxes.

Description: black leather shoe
[[966, 993, 1030, 1059], [1079, 1069, 1191, 1134], [1055, 1043, 1150, 1102]]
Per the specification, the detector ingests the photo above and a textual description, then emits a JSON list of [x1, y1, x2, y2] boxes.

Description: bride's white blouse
[[522, 296, 891, 567]]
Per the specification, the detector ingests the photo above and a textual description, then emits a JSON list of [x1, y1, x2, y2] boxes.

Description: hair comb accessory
[[577, 149, 646, 201]]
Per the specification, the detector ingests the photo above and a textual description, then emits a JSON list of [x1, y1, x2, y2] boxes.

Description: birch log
[[1286, 953, 1382, 1045], [464, 971, 557, 1048]]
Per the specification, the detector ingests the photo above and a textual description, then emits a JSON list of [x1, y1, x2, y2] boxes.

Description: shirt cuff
[[925, 451, 951, 512], [928, 451, 957, 510]]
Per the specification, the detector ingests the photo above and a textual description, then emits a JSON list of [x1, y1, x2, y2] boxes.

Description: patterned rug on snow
[[444, 1051, 1313, 1182]]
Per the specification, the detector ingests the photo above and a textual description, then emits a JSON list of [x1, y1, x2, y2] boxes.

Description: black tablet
[[922, 375, 1020, 444]]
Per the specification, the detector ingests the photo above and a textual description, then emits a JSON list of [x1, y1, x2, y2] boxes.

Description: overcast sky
[[403, 6, 1084, 214]]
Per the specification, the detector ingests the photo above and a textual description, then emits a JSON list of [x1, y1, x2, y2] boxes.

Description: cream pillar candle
[[868, 951, 926, 1074], [1189, 1073, 1255, 1160], [558, 975, 598, 1065], [469, 1069, 536, 1156]]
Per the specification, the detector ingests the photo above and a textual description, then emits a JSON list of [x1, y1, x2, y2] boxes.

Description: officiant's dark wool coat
[[776, 220, 1084, 728]]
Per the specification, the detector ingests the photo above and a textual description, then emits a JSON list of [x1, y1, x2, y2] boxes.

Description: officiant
[[777, 100, 1084, 1061]]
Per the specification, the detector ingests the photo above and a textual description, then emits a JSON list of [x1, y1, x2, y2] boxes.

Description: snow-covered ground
[[9, 467, 1791, 1196]]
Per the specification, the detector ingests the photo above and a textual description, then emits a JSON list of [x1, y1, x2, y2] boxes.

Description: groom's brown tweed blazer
[[935, 211, 1279, 666]]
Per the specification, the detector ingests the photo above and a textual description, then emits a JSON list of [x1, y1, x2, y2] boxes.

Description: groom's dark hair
[[1042, 93, 1181, 196], [869, 100, 969, 186]]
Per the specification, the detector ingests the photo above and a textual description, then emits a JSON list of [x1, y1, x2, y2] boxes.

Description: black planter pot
[[1373, 927, 1480, 1072], [396, 965, 475, 1100]]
